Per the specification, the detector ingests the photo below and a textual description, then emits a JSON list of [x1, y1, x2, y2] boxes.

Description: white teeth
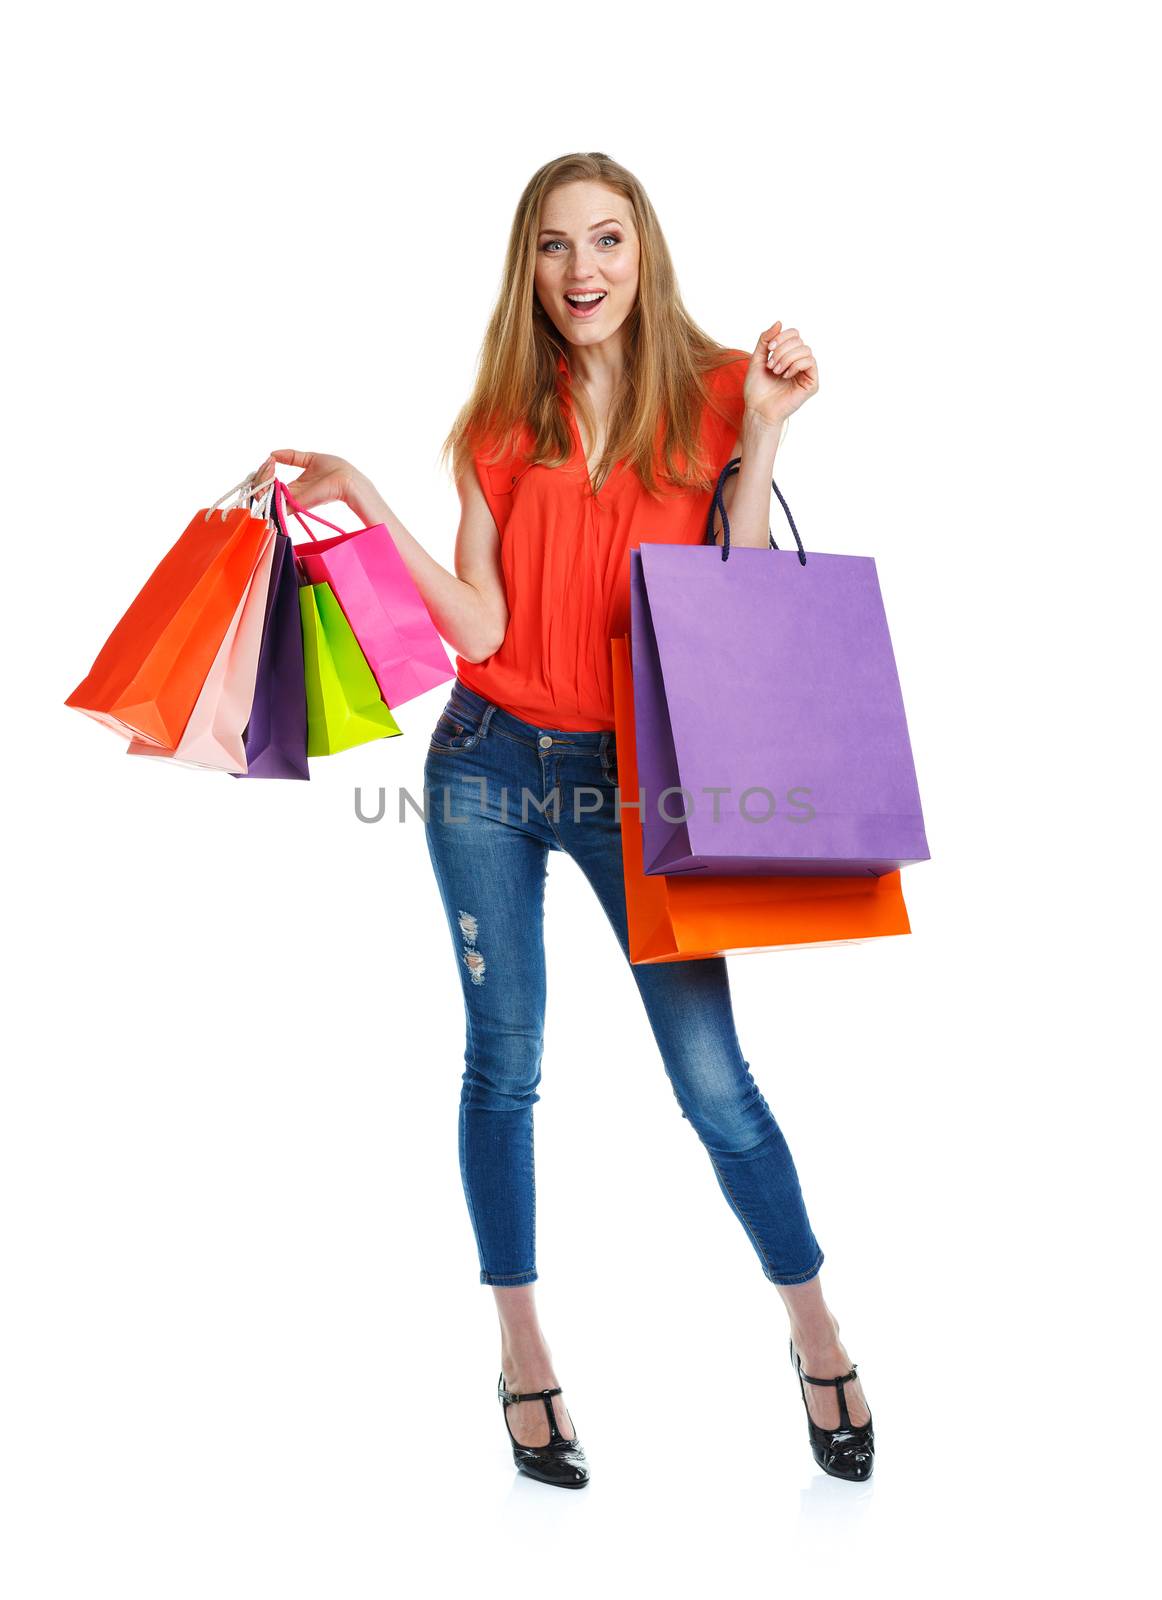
[[567, 292, 605, 304]]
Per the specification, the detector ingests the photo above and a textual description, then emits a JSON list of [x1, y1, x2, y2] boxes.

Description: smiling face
[[533, 180, 640, 353]]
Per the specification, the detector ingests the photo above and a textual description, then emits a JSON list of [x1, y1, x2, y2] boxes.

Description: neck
[[568, 333, 626, 392]]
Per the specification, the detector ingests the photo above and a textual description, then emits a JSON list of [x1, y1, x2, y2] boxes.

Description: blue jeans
[[422, 677, 824, 1288]]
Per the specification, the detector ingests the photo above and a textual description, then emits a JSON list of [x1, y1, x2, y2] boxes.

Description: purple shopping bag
[[232, 507, 309, 781], [629, 458, 929, 878]]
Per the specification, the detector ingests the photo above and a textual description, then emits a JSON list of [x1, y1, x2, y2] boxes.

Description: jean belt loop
[[478, 703, 497, 739]]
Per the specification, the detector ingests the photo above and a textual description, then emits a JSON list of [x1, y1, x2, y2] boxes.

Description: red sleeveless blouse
[[457, 349, 750, 731]]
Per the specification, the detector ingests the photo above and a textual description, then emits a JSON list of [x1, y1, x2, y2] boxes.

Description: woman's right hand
[[254, 449, 376, 517], [253, 444, 507, 664]]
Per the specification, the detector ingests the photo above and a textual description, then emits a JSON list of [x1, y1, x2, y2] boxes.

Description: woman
[[262, 152, 873, 1488]]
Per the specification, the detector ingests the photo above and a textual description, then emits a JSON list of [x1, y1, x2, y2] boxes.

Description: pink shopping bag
[[277, 481, 453, 710], [126, 523, 277, 772]]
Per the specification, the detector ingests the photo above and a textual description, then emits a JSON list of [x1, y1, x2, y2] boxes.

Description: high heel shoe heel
[[789, 1335, 874, 1481], [498, 1372, 590, 1489]]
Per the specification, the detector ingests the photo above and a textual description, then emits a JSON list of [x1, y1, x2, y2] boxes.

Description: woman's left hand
[[744, 320, 819, 426]]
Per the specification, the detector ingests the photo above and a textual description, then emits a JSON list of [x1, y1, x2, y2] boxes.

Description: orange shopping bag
[[65, 474, 276, 748], [125, 521, 278, 773], [610, 636, 911, 963]]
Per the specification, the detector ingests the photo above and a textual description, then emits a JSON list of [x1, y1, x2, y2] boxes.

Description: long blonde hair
[[440, 152, 746, 499]]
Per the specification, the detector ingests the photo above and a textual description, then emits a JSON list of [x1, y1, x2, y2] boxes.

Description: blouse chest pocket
[[485, 458, 533, 497]]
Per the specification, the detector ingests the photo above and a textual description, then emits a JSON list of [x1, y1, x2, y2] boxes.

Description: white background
[[4, 2, 1157, 1594]]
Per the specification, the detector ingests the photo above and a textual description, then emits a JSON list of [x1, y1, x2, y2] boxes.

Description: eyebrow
[[537, 217, 623, 237]]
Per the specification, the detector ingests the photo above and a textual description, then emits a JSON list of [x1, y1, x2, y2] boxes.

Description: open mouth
[[564, 291, 607, 317]]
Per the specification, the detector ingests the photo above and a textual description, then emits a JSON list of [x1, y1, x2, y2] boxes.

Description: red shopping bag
[[65, 475, 276, 748]]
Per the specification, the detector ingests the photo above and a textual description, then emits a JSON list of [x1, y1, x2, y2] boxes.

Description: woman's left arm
[[713, 320, 819, 548]]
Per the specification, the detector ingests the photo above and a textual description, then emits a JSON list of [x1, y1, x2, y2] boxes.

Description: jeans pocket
[[429, 704, 483, 754]]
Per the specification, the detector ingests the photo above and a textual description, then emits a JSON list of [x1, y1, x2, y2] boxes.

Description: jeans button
[[538, 735, 552, 748]]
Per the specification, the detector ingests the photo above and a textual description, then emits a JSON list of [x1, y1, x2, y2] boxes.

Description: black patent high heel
[[789, 1336, 875, 1481], [498, 1372, 590, 1489]]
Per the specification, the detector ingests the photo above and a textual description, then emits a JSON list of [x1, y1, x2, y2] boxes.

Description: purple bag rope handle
[[704, 456, 807, 565]]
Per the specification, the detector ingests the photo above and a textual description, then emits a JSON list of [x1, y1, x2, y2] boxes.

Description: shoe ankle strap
[[499, 1378, 569, 1446], [502, 1383, 563, 1405], [798, 1362, 860, 1432], [798, 1365, 858, 1388]]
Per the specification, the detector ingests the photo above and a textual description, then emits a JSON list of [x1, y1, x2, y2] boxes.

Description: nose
[[573, 243, 604, 277]]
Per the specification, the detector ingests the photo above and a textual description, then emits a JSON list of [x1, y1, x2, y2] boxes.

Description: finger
[[270, 448, 313, 467], [767, 338, 801, 366], [281, 475, 341, 511], [283, 477, 322, 509], [768, 331, 800, 359], [769, 338, 804, 366], [757, 321, 783, 351], [779, 356, 817, 381], [771, 341, 808, 373]]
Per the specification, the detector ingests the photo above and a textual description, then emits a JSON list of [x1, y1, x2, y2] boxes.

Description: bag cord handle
[[206, 465, 276, 523], [247, 476, 276, 524], [704, 456, 807, 565], [273, 478, 350, 542]]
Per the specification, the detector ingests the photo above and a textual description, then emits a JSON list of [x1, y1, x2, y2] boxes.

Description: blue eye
[[540, 235, 621, 253]]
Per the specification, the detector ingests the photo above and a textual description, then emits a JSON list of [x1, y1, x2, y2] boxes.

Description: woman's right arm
[[259, 449, 508, 664]]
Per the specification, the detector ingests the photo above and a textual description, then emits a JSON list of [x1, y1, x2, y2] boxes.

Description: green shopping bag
[[299, 580, 401, 755]]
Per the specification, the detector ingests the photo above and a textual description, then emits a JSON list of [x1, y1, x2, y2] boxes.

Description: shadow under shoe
[[789, 1336, 875, 1481], [498, 1372, 591, 1489]]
